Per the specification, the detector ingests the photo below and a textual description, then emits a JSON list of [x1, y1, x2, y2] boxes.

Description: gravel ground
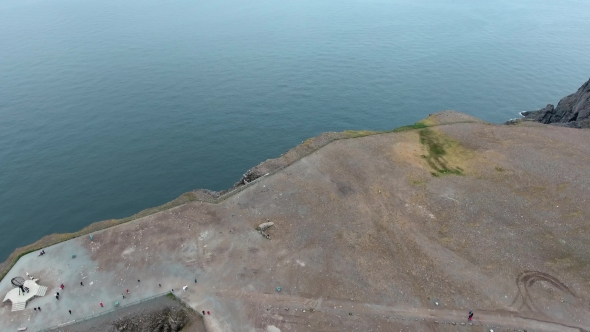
[[1, 112, 589, 332]]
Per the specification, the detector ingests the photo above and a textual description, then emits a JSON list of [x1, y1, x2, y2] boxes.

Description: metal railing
[[37, 291, 179, 332]]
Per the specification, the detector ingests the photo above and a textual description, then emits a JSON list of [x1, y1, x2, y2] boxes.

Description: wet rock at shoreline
[[521, 78, 590, 128]]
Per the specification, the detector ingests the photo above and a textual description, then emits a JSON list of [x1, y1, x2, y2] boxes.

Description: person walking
[[100, 302, 103, 307], [69, 310, 72, 314], [37, 307, 41, 311], [126, 289, 129, 293], [122, 294, 126, 299], [468, 310, 473, 321], [81, 281, 84, 286]]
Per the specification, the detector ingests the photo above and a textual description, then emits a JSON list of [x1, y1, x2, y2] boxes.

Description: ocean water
[[1, 0, 589, 260]]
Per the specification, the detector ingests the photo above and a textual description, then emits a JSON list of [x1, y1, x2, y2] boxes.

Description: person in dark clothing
[[69, 310, 72, 314], [81, 281, 84, 286], [468, 310, 473, 321]]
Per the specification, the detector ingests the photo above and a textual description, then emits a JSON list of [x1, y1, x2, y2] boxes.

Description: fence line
[[37, 291, 176, 332]]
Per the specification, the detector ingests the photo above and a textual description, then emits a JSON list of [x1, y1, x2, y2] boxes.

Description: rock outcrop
[[111, 306, 190, 332], [521, 78, 590, 128]]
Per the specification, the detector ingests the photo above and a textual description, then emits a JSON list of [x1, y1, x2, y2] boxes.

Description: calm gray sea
[[1, 0, 589, 260]]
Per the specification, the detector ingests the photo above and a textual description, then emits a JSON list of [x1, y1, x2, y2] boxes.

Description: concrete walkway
[[0, 234, 200, 331]]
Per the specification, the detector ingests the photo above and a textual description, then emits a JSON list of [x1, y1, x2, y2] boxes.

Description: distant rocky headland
[[519, 78, 590, 128]]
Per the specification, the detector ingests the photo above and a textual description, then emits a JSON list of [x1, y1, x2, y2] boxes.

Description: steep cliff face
[[521, 78, 590, 128]]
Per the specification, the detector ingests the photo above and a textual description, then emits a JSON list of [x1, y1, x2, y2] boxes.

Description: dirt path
[[214, 289, 587, 332]]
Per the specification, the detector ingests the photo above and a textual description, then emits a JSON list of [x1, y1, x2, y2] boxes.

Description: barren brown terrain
[[1, 111, 589, 332]]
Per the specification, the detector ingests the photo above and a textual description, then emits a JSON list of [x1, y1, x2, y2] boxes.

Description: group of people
[[31, 270, 473, 325]]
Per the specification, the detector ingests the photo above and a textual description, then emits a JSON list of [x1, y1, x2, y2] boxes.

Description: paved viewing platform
[[0, 232, 204, 331], [3, 279, 48, 311]]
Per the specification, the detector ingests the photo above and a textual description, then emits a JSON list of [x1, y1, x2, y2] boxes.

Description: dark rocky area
[[520, 78, 590, 128], [110, 306, 189, 332], [62, 295, 205, 332]]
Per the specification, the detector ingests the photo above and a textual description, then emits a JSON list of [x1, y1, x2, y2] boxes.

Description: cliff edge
[[2, 112, 590, 332], [521, 78, 590, 128]]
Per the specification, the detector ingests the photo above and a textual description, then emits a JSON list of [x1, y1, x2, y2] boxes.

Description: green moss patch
[[419, 128, 465, 176], [391, 122, 428, 133]]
